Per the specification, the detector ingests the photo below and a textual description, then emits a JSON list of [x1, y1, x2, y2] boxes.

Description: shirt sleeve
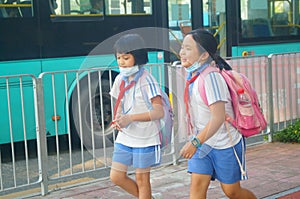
[[204, 72, 228, 105], [109, 74, 122, 99], [141, 74, 162, 101]]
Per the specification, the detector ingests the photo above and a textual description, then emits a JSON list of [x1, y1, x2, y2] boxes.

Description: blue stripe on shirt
[[146, 76, 158, 97], [209, 72, 221, 101]]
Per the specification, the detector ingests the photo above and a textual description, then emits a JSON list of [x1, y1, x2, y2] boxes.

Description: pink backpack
[[198, 66, 267, 137]]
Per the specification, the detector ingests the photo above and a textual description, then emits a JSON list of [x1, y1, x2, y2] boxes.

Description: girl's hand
[[180, 141, 197, 159], [116, 114, 132, 128], [111, 120, 122, 132]]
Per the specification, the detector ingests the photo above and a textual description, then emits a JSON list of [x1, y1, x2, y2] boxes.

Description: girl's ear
[[200, 52, 210, 61]]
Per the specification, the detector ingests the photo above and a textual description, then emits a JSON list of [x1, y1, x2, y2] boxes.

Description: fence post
[[167, 63, 177, 165], [33, 77, 49, 195], [267, 55, 274, 142]]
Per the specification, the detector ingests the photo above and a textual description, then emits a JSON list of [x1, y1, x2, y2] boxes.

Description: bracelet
[[190, 135, 202, 148]]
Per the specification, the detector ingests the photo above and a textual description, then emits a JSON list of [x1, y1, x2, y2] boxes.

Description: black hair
[[186, 29, 232, 70], [113, 34, 149, 66]]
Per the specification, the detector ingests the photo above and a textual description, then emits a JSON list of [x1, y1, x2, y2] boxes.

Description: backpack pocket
[[237, 104, 261, 130]]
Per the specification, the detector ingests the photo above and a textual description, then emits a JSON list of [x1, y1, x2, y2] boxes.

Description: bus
[[0, 0, 299, 148]]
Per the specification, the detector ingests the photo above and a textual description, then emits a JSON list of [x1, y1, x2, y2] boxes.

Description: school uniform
[[187, 67, 247, 184], [110, 68, 161, 168]]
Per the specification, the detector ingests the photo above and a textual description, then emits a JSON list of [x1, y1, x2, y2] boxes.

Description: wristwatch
[[190, 135, 202, 147]]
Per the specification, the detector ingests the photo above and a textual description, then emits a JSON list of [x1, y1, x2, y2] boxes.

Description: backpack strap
[[225, 122, 247, 179], [220, 69, 244, 93], [198, 65, 219, 106]]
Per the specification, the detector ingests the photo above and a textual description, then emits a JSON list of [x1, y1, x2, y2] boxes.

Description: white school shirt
[[110, 70, 161, 147], [189, 71, 242, 149]]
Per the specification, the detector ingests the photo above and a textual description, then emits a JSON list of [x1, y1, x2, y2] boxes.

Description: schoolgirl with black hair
[[179, 29, 257, 199], [109, 33, 163, 199]]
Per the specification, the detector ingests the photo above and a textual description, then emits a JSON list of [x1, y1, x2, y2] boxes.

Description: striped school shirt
[[190, 71, 242, 149], [110, 69, 162, 147]]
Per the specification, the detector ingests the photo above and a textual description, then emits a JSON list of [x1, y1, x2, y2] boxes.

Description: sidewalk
[[14, 142, 300, 198]]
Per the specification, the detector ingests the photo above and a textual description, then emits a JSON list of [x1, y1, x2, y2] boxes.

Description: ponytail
[[187, 29, 232, 70], [213, 55, 232, 70]]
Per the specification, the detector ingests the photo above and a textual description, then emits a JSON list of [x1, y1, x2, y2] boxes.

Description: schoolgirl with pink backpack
[[179, 29, 263, 199]]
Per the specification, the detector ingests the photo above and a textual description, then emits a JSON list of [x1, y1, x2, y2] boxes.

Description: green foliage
[[273, 120, 300, 143]]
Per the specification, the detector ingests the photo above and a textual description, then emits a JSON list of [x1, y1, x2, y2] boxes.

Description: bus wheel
[[70, 73, 115, 149]]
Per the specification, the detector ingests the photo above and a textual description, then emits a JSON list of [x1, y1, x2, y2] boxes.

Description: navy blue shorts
[[112, 143, 161, 169], [188, 138, 247, 184]]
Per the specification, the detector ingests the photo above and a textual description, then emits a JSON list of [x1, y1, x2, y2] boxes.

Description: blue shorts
[[112, 143, 161, 169], [188, 138, 247, 184]]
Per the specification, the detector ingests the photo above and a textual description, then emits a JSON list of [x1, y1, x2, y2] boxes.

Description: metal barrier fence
[[0, 74, 43, 194], [268, 53, 300, 133], [0, 52, 299, 197]]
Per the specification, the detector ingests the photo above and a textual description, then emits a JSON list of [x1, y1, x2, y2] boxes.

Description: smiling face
[[179, 35, 202, 68], [116, 53, 135, 68]]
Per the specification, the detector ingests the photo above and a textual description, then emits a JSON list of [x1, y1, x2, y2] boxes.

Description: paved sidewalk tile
[[16, 142, 300, 199]]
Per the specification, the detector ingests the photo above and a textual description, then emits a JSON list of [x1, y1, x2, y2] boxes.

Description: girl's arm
[[131, 95, 164, 121], [116, 95, 164, 128], [180, 101, 225, 159], [197, 101, 226, 143], [111, 102, 122, 131]]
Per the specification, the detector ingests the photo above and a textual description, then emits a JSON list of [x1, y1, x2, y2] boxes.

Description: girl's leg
[[135, 168, 151, 199], [110, 162, 139, 197], [220, 181, 257, 199], [190, 173, 211, 199]]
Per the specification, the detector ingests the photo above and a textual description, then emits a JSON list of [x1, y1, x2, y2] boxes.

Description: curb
[[262, 186, 300, 199]]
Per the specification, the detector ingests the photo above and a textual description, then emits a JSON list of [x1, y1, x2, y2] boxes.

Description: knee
[[223, 187, 242, 199], [221, 182, 243, 199], [109, 170, 118, 184], [224, 190, 238, 199], [110, 170, 123, 185], [224, 187, 257, 199]]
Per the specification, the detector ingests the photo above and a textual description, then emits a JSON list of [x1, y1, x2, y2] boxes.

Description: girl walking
[[109, 33, 164, 199], [179, 29, 257, 199]]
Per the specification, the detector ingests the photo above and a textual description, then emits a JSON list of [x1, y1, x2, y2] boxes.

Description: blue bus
[[0, 0, 299, 148]]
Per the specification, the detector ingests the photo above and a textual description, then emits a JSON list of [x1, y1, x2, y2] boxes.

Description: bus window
[[51, 0, 104, 15], [241, 0, 300, 38], [90, 0, 104, 14], [51, 0, 151, 16], [105, 0, 152, 15], [270, 0, 300, 36], [0, 0, 33, 17]]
